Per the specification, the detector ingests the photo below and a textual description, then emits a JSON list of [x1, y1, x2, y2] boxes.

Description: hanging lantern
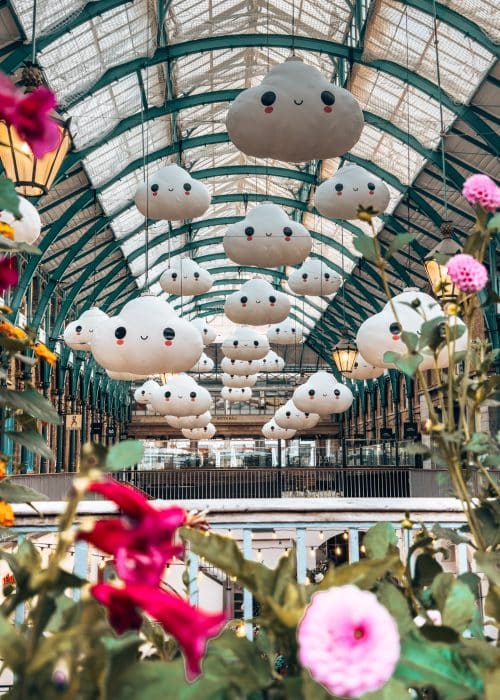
[[0, 64, 71, 197], [331, 330, 358, 375], [225, 278, 290, 326], [423, 222, 462, 302], [221, 326, 269, 360]]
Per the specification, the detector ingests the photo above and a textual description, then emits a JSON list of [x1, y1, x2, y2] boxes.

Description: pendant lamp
[[331, 328, 358, 375], [423, 222, 462, 303]]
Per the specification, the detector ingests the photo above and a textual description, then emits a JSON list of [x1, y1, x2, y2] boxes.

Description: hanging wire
[[31, 0, 37, 63], [404, 5, 412, 276], [431, 0, 449, 220], [291, 0, 296, 54]]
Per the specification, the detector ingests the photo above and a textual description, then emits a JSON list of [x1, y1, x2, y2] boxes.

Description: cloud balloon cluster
[[224, 278, 290, 325], [134, 164, 210, 221]]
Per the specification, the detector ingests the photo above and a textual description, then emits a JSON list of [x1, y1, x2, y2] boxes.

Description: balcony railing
[[8, 468, 499, 502]]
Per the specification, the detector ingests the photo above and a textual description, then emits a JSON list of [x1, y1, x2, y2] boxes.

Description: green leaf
[[364, 522, 398, 559], [376, 582, 414, 637], [0, 613, 26, 673], [362, 678, 410, 700], [486, 666, 500, 700], [401, 331, 419, 353], [0, 386, 61, 424], [431, 573, 476, 632], [301, 668, 332, 700], [419, 316, 448, 352], [386, 232, 415, 258], [431, 524, 471, 546], [419, 624, 459, 643], [353, 233, 377, 262], [394, 352, 424, 377], [0, 176, 21, 218], [314, 554, 401, 594], [413, 553, 443, 588], [6, 429, 55, 461], [475, 550, 500, 586], [486, 212, 500, 233], [0, 479, 48, 502], [105, 440, 144, 471], [382, 350, 401, 364]]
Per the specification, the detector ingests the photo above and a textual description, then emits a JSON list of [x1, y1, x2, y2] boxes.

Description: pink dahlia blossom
[[298, 584, 400, 698], [462, 174, 500, 212], [0, 256, 18, 292], [446, 253, 488, 293]]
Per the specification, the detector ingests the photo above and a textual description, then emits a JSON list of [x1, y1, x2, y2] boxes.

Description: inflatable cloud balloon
[[107, 371, 147, 381], [262, 419, 296, 440], [315, 164, 390, 220], [182, 423, 216, 440], [134, 164, 210, 221], [221, 373, 258, 388], [190, 353, 215, 372], [150, 374, 212, 417], [191, 318, 217, 345], [159, 258, 213, 296], [220, 357, 260, 376], [223, 203, 312, 267], [226, 58, 363, 162], [288, 259, 342, 296], [274, 400, 320, 430], [267, 318, 303, 345], [64, 307, 109, 351], [259, 350, 285, 372], [224, 278, 290, 325], [221, 326, 269, 361], [134, 379, 160, 405], [166, 411, 211, 429], [350, 354, 384, 381], [293, 371, 353, 415], [0, 195, 41, 244], [221, 386, 253, 402], [90, 296, 203, 375]]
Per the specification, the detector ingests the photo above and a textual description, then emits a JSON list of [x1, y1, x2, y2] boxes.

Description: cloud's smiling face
[[293, 371, 353, 415], [134, 164, 211, 221], [262, 419, 296, 440], [150, 375, 212, 417], [226, 59, 363, 162], [191, 318, 217, 345], [288, 259, 342, 297], [134, 380, 160, 405], [225, 279, 290, 326], [190, 352, 214, 372], [166, 411, 212, 429], [221, 386, 253, 402], [220, 357, 260, 376], [259, 350, 285, 372], [274, 400, 320, 430], [221, 326, 269, 360], [181, 423, 217, 440], [350, 354, 384, 381], [224, 203, 312, 267], [221, 373, 258, 388], [63, 307, 109, 351], [315, 164, 390, 220], [159, 258, 213, 295], [90, 297, 203, 374], [267, 318, 303, 345]]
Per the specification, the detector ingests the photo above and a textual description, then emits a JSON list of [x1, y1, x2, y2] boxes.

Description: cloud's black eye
[[354, 362, 359, 369], [335, 183, 343, 192], [164, 391, 171, 398], [285, 411, 291, 417], [321, 90, 335, 106], [270, 425, 275, 430], [75, 325, 82, 332], [261, 91, 276, 106], [254, 340, 259, 347], [275, 328, 280, 333], [183, 183, 192, 191], [324, 273, 330, 280], [115, 326, 126, 339], [245, 226, 254, 237], [141, 390, 145, 395], [308, 389, 315, 396], [291, 328, 296, 333], [163, 327, 175, 340], [230, 359, 235, 364], [240, 296, 248, 304], [194, 271, 200, 279], [171, 272, 178, 279], [302, 273, 308, 280], [228, 388, 232, 393], [334, 389, 340, 397], [368, 182, 376, 191], [389, 322, 401, 335], [283, 226, 292, 237], [233, 340, 239, 347], [269, 295, 276, 303], [305, 413, 309, 417], [190, 391, 197, 398], [151, 183, 159, 192]]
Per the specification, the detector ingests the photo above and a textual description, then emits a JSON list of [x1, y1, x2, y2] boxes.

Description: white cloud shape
[[288, 258, 342, 296], [221, 373, 258, 388], [107, 371, 147, 381], [90, 296, 203, 374], [262, 418, 296, 440], [221, 326, 269, 360], [190, 352, 215, 372], [134, 164, 210, 221], [166, 411, 212, 429], [64, 307, 109, 351], [224, 278, 290, 325], [134, 379, 161, 404], [274, 400, 320, 430], [0, 195, 41, 244], [350, 354, 384, 381], [315, 164, 390, 220], [221, 386, 253, 402], [223, 203, 312, 267], [226, 58, 363, 162], [182, 423, 216, 440], [191, 318, 217, 345], [159, 258, 213, 295], [293, 371, 353, 415], [150, 374, 212, 416], [267, 318, 303, 345], [258, 350, 285, 372], [220, 357, 260, 375]]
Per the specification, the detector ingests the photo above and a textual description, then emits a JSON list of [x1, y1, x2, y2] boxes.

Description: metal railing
[[8, 468, 499, 502]]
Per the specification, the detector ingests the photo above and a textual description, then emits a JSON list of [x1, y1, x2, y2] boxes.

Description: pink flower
[[462, 174, 500, 212], [0, 71, 60, 158], [298, 585, 400, 698], [0, 256, 18, 292], [446, 253, 488, 293], [92, 583, 226, 680]]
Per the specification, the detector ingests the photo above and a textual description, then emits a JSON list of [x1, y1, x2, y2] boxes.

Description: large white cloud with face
[[267, 318, 303, 345], [63, 307, 109, 351], [315, 164, 391, 220], [223, 203, 312, 267], [224, 278, 290, 325], [287, 259, 342, 296], [90, 296, 203, 374], [221, 386, 253, 402], [258, 350, 285, 372], [0, 195, 41, 244], [274, 400, 320, 430], [150, 374, 212, 416], [134, 164, 210, 221], [262, 418, 296, 440], [134, 379, 161, 405], [190, 318, 217, 345], [221, 373, 258, 388], [293, 371, 353, 415], [159, 258, 213, 295], [166, 411, 212, 429], [220, 357, 260, 376], [226, 58, 363, 162], [190, 352, 215, 373], [182, 423, 217, 440], [221, 326, 269, 360], [350, 354, 384, 381]]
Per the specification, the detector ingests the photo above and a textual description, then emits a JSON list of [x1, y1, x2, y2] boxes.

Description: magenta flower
[[0, 72, 60, 158], [462, 174, 500, 212], [446, 253, 488, 293], [0, 256, 18, 292], [298, 585, 400, 698], [92, 582, 226, 680]]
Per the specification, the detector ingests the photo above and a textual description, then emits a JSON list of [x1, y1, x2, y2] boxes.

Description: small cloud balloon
[[223, 203, 312, 267], [191, 318, 217, 345], [224, 278, 290, 325], [258, 350, 285, 372], [150, 374, 212, 417], [288, 259, 342, 297], [226, 58, 363, 162], [220, 357, 260, 376], [182, 423, 217, 440], [166, 411, 212, 429], [63, 307, 109, 351], [315, 164, 390, 220], [267, 318, 303, 345], [221, 386, 253, 402], [190, 352, 215, 373], [134, 164, 210, 221], [274, 400, 320, 430], [221, 373, 258, 388], [0, 195, 41, 244], [134, 379, 161, 405], [221, 326, 269, 361], [293, 371, 353, 415], [262, 418, 296, 440], [90, 296, 203, 375], [159, 258, 213, 296], [350, 354, 384, 381]]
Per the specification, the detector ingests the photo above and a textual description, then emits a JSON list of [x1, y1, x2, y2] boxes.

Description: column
[[348, 528, 359, 563], [242, 529, 253, 640], [72, 540, 88, 601], [188, 552, 199, 606], [296, 528, 307, 584]]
